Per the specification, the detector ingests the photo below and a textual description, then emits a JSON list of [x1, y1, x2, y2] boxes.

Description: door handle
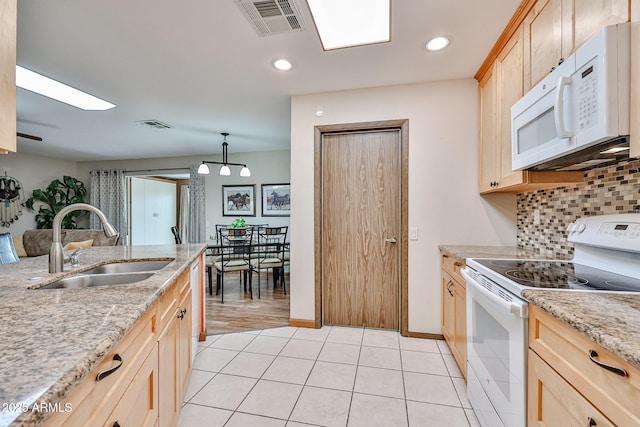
[[385, 237, 397, 243]]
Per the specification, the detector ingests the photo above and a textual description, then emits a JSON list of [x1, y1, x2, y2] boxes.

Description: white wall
[[77, 150, 290, 239], [290, 79, 517, 334], [0, 152, 78, 235]]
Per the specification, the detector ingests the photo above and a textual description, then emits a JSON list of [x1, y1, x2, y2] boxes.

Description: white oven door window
[[466, 280, 527, 427]]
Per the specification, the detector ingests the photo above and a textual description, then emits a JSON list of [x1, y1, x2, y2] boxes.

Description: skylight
[[306, 0, 390, 50], [16, 66, 116, 111]]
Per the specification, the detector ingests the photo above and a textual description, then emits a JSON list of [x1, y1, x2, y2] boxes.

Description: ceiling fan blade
[[16, 132, 43, 142]]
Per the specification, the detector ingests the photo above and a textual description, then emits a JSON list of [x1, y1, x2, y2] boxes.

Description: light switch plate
[[409, 227, 418, 240]]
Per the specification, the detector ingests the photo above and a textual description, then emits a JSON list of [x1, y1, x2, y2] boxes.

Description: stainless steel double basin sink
[[39, 259, 173, 289]]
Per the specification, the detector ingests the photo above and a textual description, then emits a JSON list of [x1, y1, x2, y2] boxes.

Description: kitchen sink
[[81, 259, 173, 275], [39, 272, 156, 289]]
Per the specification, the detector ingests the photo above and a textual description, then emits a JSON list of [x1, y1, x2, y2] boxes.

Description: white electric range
[[461, 213, 640, 427]]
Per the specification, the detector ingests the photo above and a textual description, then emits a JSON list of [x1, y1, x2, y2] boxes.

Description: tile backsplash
[[517, 158, 640, 258]]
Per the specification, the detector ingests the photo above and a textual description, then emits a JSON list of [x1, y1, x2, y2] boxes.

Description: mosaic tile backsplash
[[517, 158, 640, 258]]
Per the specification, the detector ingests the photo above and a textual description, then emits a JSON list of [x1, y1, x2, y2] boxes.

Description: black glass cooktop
[[474, 259, 640, 292]]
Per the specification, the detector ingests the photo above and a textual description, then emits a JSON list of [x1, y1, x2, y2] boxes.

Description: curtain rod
[[121, 167, 191, 173]]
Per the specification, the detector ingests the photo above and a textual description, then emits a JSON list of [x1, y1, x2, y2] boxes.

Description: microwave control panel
[[576, 59, 598, 131]]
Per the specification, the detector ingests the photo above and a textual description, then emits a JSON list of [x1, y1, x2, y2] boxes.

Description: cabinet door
[[528, 350, 615, 427], [0, 0, 16, 153], [478, 65, 499, 192], [523, 0, 563, 89], [178, 288, 193, 399], [453, 280, 467, 378], [158, 312, 179, 427], [441, 272, 455, 344], [496, 27, 524, 186], [572, 0, 629, 50]]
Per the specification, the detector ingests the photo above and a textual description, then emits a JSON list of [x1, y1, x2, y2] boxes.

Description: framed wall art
[[222, 184, 255, 216], [261, 183, 290, 217]]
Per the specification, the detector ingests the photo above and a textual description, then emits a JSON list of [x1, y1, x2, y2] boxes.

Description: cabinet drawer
[[44, 305, 157, 427], [529, 306, 640, 427], [440, 252, 465, 286], [177, 268, 190, 301], [528, 350, 614, 427], [157, 280, 178, 333]]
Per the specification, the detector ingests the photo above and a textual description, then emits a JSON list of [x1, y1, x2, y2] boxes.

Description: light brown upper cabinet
[[523, 0, 629, 90], [0, 0, 17, 154], [475, 0, 630, 194]]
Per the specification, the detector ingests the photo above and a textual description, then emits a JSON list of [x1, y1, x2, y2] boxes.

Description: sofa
[[13, 229, 121, 257]]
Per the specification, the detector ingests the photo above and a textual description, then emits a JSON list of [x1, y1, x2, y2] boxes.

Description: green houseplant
[[25, 176, 88, 229], [230, 217, 247, 229]]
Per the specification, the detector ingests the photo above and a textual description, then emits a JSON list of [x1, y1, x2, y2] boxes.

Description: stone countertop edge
[[523, 289, 640, 372], [0, 243, 206, 427], [438, 244, 548, 261]]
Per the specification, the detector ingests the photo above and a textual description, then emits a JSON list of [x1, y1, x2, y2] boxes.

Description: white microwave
[[511, 23, 630, 171]]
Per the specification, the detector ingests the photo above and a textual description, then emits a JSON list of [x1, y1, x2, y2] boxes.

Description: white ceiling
[[16, 0, 521, 162]]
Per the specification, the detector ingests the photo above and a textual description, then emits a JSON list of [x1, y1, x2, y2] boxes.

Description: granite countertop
[[523, 290, 640, 372], [0, 243, 205, 427], [438, 244, 552, 261]]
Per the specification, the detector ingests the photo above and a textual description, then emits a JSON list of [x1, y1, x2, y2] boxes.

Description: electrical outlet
[[409, 227, 418, 240], [533, 209, 541, 225]]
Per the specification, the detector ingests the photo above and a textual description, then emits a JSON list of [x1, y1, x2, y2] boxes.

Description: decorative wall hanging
[[0, 173, 26, 227]]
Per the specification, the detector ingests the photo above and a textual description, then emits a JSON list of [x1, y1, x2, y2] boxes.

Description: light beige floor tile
[[437, 339, 452, 355], [443, 353, 464, 378], [286, 422, 323, 427], [237, 379, 303, 419], [244, 335, 289, 355], [398, 336, 440, 353], [347, 393, 408, 427], [465, 408, 481, 427], [241, 329, 263, 335], [362, 329, 399, 349], [354, 366, 405, 399], [401, 350, 449, 376], [318, 342, 361, 365], [292, 326, 332, 342], [192, 347, 239, 373], [452, 377, 472, 408], [280, 338, 323, 360], [261, 326, 298, 338], [189, 373, 257, 410], [290, 386, 351, 427], [221, 351, 276, 378], [306, 361, 357, 392], [225, 412, 286, 427], [183, 369, 215, 402], [358, 346, 401, 370], [403, 371, 461, 407], [326, 326, 364, 345], [209, 332, 257, 350], [407, 400, 470, 427], [176, 403, 232, 427], [262, 356, 315, 384]]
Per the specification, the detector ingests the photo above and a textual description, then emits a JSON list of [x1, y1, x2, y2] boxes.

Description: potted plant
[[25, 176, 87, 229], [230, 217, 247, 236]]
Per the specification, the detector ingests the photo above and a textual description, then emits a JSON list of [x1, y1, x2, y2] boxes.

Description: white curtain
[[90, 170, 127, 241], [179, 184, 189, 243], [188, 165, 206, 243]]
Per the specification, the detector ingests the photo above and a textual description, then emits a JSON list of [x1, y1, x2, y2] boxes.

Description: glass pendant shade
[[197, 163, 210, 174], [240, 167, 251, 177], [219, 165, 231, 176]]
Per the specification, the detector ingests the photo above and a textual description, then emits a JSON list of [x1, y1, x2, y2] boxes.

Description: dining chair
[[250, 226, 288, 298], [214, 227, 253, 303], [0, 232, 20, 264], [170, 226, 181, 244]]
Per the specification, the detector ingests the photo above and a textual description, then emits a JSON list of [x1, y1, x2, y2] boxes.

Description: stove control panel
[[568, 214, 640, 253]]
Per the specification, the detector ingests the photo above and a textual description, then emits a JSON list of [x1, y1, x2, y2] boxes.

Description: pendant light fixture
[[198, 132, 251, 177]]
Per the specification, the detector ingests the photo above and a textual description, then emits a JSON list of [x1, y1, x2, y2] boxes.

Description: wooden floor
[[205, 271, 290, 335]]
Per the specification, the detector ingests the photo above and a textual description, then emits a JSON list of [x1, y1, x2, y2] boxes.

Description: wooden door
[[478, 64, 499, 192], [523, 0, 563, 89], [572, 0, 628, 51], [322, 130, 400, 329]]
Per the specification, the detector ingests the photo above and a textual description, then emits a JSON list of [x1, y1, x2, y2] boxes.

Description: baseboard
[[406, 331, 444, 340], [199, 331, 207, 342], [289, 318, 317, 328]]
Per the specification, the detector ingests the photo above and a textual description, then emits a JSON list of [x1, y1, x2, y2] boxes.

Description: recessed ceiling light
[[15, 65, 115, 111], [273, 59, 293, 71], [306, 0, 390, 50], [426, 36, 450, 51]]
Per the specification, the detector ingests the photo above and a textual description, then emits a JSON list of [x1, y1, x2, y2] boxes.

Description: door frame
[[313, 119, 409, 335]]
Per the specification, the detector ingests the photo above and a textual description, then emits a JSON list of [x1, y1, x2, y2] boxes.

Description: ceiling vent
[[136, 119, 172, 129], [236, 0, 304, 36]]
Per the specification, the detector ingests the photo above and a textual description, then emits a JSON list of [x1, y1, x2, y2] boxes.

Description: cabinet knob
[[558, 57, 564, 65]]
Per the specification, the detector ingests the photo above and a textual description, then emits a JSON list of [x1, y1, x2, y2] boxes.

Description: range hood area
[[529, 136, 630, 171]]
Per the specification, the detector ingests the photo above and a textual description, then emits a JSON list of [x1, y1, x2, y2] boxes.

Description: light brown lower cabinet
[[528, 305, 640, 426], [43, 268, 193, 427], [440, 251, 467, 378]]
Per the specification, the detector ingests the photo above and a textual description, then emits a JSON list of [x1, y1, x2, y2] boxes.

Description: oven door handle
[[462, 269, 528, 318]]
